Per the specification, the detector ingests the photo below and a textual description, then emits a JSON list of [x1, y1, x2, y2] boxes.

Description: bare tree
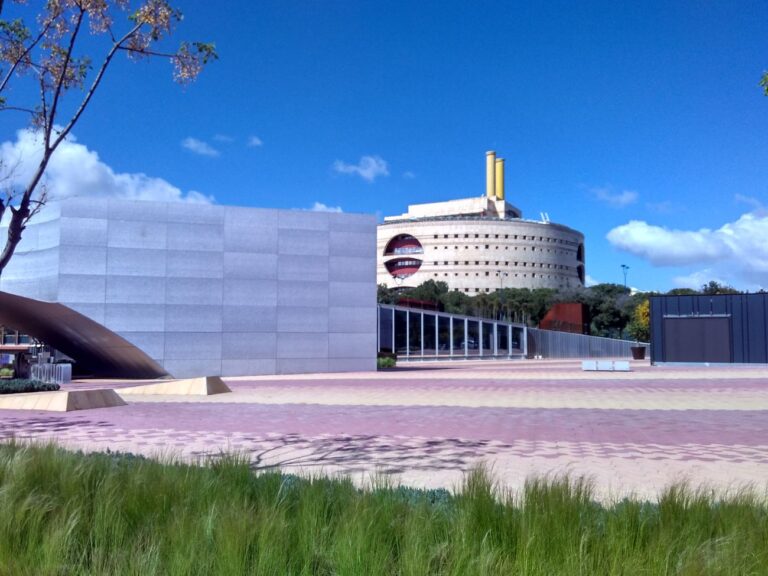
[[0, 0, 216, 277]]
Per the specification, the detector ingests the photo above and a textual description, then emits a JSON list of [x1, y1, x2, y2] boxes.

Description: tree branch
[[0, 19, 53, 95], [44, 7, 86, 151], [51, 21, 142, 150]]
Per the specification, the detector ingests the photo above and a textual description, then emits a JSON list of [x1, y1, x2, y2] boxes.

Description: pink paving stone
[[2, 360, 768, 497]]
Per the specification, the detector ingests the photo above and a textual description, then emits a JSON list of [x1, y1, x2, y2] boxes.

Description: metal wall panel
[[650, 294, 768, 364], [527, 328, 638, 359]]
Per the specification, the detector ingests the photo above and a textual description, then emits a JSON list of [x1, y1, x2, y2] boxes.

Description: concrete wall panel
[[167, 202, 225, 225], [276, 358, 329, 374], [167, 222, 223, 252], [223, 279, 277, 306], [60, 198, 106, 219], [278, 210, 329, 231], [163, 358, 222, 379], [58, 273, 106, 304], [165, 304, 222, 332], [278, 229, 329, 256], [105, 304, 165, 332], [329, 281, 375, 307], [166, 250, 224, 279], [222, 332, 276, 359], [329, 333, 377, 358], [106, 275, 165, 305], [278, 254, 329, 282], [165, 277, 222, 306], [59, 246, 107, 275], [108, 220, 167, 250], [59, 217, 107, 246], [329, 306, 377, 333], [108, 199, 167, 222], [222, 305, 277, 332], [277, 280, 329, 307], [329, 256, 375, 282], [328, 358, 375, 372], [277, 333, 328, 359], [221, 359, 276, 376], [119, 332, 166, 360], [330, 231, 376, 258], [164, 332, 222, 361], [107, 248, 166, 277], [278, 306, 328, 333], [224, 252, 278, 280]]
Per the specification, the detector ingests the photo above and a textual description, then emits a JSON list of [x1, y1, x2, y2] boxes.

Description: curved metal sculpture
[[0, 291, 169, 379]]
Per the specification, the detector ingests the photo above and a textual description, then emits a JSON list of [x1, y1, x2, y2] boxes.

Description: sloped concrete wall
[[1, 198, 377, 378]]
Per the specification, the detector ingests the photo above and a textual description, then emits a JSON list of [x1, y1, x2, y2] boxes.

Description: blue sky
[[1, 1, 767, 292]]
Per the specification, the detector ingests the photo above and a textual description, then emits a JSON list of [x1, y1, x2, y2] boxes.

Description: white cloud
[[181, 137, 220, 157], [584, 274, 600, 287], [0, 129, 214, 206], [309, 202, 343, 213], [735, 193, 764, 211], [333, 155, 389, 182], [247, 136, 263, 147], [672, 268, 732, 290], [607, 211, 768, 286], [591, 186, 638, 208]]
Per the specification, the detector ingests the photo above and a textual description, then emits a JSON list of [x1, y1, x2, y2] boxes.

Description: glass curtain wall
[[378, 305, 526, 360]]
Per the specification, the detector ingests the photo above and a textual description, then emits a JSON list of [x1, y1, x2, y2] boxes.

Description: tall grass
[[0, 442, 766, 575]]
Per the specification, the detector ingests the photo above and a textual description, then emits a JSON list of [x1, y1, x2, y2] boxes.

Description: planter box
[[630, 346, 646, 360]]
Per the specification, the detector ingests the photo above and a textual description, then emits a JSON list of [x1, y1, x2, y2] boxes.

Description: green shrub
[[1, 445, 767, 575], [0, 379, 59, 394], [0, 367, 13, 378], [377, 356, 396, 369]]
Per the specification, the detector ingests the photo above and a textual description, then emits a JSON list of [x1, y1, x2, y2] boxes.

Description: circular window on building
[[384, 234, 423, 256], [385, 257, 422, 279]]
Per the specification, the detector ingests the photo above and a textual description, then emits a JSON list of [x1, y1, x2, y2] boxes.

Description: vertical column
[[464, 318, 468, 356], [522, 325, 528, 358], [486, 151, 496, 199], [420, 311, 424, 358], [495, 158, 505, 201], [479, 321, 483, 357], [391, 308, 395, 352], [405, 310, 410, 358]]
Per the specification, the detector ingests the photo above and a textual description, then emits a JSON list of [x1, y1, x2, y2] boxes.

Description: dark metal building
[[650, 293, 768, 364]]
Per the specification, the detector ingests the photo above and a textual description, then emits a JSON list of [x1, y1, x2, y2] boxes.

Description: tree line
[[378, 279, 745, 342]]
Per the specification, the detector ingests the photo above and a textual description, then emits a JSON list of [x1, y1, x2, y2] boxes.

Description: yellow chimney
[[486, 151, 496, 199], [495, 158, 505, 200]]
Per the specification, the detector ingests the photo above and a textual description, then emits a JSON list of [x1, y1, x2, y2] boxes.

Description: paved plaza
[[2, 359, 768, 500]]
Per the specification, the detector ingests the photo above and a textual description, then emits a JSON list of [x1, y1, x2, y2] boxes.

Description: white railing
[[31, 363, 72, 385]]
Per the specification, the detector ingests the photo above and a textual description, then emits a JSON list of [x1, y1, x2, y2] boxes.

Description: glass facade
[[378, 305, 527, 360]]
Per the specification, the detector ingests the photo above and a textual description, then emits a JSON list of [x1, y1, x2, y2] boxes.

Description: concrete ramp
[[118, 376, 232, 396], [0, 389, 127, 412]]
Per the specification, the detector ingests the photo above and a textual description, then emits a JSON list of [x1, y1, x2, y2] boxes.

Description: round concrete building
[[377, 151, 585, 294]]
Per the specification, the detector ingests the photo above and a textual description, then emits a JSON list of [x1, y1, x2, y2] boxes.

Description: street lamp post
[[621, 264, 629, 289], [497, 270, 508, 290]]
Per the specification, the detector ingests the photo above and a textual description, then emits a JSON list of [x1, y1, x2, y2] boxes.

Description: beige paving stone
[[0, 389, 126, 412], [118, 376, 231, 396]]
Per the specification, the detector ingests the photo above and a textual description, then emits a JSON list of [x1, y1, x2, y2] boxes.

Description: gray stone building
[[0, 198, 377, 378]]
